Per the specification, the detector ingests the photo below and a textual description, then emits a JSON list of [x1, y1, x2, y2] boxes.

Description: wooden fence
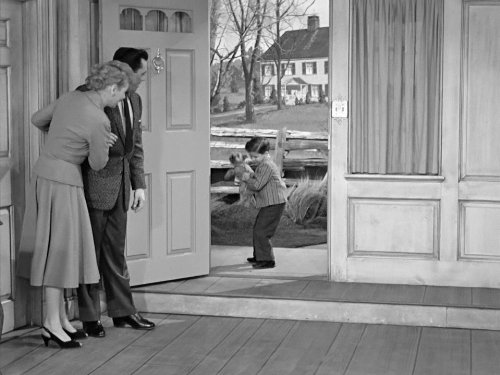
[[210, 127, 328, 194]]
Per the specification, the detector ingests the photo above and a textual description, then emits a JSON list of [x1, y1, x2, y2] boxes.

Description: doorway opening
[[209, 1, 329, 280]]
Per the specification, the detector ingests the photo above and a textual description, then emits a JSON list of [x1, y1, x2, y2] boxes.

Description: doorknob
[[152, 48, 165, 74]]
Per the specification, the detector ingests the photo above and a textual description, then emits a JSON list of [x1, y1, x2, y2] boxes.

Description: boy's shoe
[[246, 257, 257, 263], [252, 261, 275, 269]]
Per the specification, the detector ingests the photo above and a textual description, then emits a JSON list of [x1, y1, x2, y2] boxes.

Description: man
[[78, 48, 155, 337]]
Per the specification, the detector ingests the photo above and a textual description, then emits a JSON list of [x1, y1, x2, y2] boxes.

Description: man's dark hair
[[112, 48, 149, 72]]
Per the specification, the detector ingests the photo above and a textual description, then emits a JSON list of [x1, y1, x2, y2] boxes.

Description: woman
[[17, 60, 133, 348]]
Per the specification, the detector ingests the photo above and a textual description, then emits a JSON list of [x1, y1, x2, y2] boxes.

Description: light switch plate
[[332, 100, 348, 118]]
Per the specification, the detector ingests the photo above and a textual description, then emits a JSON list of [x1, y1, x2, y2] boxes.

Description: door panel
[[330, 0, 500, 287], [101, 0, 210, 285]]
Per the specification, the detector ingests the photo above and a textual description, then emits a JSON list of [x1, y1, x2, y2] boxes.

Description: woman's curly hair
[[85, 60, 134, 91]]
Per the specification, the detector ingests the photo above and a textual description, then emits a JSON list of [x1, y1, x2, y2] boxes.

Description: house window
[[302, 62, 317, 75], [324, 61, 328, 74], [264, 85, 273, 98], [262, 64, 274, 76], [281, 63, 295, 76], [350, 0, 443, 174]]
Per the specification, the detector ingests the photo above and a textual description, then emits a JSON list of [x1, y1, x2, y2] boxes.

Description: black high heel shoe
[[41, 326, 82, 349], [63, 328, 88, 340]]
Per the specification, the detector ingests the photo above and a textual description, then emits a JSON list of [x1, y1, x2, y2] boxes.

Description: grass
[[211, 102, 329, 133], [211, 177, 328, 248], [211, 197, 327, 248], [286, 177, 328, 225]]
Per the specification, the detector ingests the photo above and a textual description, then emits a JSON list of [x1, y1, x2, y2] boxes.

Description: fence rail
[[210, 127, 328, 194]]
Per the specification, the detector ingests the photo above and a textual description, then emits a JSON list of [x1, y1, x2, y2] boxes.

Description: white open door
[[330, 0, 500, 288], [0, 0, 24, 333], [101, 0, 210, 285]]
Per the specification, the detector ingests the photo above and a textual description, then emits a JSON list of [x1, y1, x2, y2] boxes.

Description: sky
[[217, 0, 329, 54], [302, 0, 329, 27]]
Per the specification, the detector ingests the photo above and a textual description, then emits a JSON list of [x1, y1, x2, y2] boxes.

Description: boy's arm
[[244, 163, 272, 191]]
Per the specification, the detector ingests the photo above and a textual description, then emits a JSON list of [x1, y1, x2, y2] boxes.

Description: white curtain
[[350, 0, 443, 174]]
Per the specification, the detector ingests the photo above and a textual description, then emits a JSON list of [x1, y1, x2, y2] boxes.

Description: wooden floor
[[2, 313, 500, 375]]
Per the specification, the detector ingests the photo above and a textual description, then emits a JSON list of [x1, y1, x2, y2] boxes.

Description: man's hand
[[131, 188, 145, 212]]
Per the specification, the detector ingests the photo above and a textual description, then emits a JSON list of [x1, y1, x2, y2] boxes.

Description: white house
[[260, 15, 328, 103]]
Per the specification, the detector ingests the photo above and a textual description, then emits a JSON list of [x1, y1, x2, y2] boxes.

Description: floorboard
[[413, 327, 470, 375], [344, 325, 420, 375], [188, 318, 265, 375], [0, 332, 46, 369], [423, 286, 472, 307], [215, 319, 295, 375], [89, 314, 194, 375], [471, 288, 500, 309], [471, 330, 500, 375], [136, 316, 243, 374], [257, 320, 341, 375], [1, 345, 59, 375], [314, 323, 366, 375]]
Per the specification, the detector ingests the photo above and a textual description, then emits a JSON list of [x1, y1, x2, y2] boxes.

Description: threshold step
[[132, 277, 500, 331]]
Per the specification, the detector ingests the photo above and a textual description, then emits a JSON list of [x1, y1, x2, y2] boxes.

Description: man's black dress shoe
[[246, 257, 257, 263], [112, 313, 155, 330], [82, 321, 106, 338], [252, 260, 276, 269]]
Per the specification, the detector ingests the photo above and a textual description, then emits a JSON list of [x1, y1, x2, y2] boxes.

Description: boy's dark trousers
[[253, 203, 285, 261]]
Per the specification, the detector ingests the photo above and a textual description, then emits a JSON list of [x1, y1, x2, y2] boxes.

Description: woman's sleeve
[[88, 119, 111, 171], [246, 163, 273, 191], [31, 101, 57, 132]]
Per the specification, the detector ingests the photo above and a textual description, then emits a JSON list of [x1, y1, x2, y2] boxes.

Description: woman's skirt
[[17, 175, 99, 288]]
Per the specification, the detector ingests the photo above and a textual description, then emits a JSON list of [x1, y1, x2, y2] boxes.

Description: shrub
[[237, 100, 246, 109], [223, 96, 231, 112], [285, 176, 327, 225], [305, 92, 312, 104], [230, 78, 239, 93], [211, 93, 221, 108]]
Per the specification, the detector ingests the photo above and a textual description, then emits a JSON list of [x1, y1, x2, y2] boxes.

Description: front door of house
[[101, 0, 210, 285], [0, 0, 23, 333], [330, 0, 500, 287]]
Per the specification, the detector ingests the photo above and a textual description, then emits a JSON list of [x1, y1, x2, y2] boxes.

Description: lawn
[[211, 195, 327, 248], [211, 102, 329, 133]]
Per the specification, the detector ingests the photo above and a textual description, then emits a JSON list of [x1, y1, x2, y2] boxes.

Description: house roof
[[260, 27, 329, 61], [284, 77, 308, 85]]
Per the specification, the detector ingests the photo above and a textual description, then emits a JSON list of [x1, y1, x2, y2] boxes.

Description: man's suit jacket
[[81, 89, 146, 211]]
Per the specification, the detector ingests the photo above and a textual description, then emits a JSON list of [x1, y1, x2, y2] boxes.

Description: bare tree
[[210, 0, 242, 106], [262, 0, 315, 109], [226, 0, 268, 122]]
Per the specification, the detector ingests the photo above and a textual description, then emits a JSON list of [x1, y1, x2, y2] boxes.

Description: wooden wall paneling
[[461, 2, 500, 180]]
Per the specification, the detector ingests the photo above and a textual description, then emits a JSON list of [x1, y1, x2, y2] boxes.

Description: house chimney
[[307, 15, 319, 31]]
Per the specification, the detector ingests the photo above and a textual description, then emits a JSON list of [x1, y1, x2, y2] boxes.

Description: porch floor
[[132, 254, 500, 330], [2, 313, 500, 374], [210, 244, 328, 279]]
